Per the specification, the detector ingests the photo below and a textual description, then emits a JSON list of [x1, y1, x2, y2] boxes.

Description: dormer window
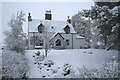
[[38, 23, 44, 33], [64, 25, 70, 34]]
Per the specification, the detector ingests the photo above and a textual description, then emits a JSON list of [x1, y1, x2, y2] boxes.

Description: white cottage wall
[[61, 33, 73, 49], [72, 34, 85, 49]]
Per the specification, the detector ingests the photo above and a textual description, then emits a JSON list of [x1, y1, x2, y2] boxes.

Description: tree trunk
[[45, 43, 48, 57], [104, 36, 107, 48]]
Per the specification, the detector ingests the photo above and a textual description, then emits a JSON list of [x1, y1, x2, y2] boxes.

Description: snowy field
[[0, 49, 2, 79], [25, 49, 118, 78]]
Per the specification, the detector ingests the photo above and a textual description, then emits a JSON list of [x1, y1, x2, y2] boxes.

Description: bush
[[62, 63, 72, 76], [43, 59, 54, 67], [35, 51, 41, 56], [77, 56, 118, 78], [2, 50, 29, 78]]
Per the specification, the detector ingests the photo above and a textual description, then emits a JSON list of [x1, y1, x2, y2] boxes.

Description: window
[[64, 25, 70, 34], [30, 36, 34, 45], [39, 28, 43, 33], [39, 40, 44, 46], [66, 39, 69, 46], [30, 35, 44, 46], [30, 36, 38, 45], [35, 39, 44, 46], [56, 39, 61, 46], [38, 24, 44, 33]]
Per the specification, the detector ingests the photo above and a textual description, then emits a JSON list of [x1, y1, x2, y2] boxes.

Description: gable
[[54, 33, 64, 39], [53, 33, 64, 44]]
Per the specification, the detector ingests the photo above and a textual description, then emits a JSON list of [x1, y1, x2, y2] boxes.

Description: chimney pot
[[28, 13, 32, 21], [68, 16, 69, 19], [67, 16, 71, 24]]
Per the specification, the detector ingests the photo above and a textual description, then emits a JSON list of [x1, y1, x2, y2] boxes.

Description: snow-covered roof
[[76, 34, 84, 39], [28, 19, 76, 34], [50, 33, 65, 40]]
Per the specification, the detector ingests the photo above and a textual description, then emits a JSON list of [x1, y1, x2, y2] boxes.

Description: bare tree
[[43, 21, 55, 57]]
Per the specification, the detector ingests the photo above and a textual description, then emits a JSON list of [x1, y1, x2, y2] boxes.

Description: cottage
[[28, 10, 85, 49]]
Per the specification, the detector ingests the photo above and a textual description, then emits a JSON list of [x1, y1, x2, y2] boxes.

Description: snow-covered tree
[[72, 12, 91, 48], [2, 11, 29, 78], [90, 20, 104, 48], [81, 2, 120, 50], [42, 21, 55, 57], [4, 11, 26, 53]]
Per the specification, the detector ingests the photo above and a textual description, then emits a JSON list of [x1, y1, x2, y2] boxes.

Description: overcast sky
[[2, 2, 94, 34]]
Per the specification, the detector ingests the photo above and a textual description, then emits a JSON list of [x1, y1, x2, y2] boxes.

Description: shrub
[[77, 56, 118, 78], [43, 59, 54, 67], [2, 50, 29, 78], [62, 63, 72, 76]]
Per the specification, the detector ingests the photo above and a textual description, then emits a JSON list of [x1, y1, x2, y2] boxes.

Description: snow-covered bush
[[35, 51, 41, 56], [78, 65, 100, 78], [2, 49, 29, 78], [77, 56, 118, 78], [42, 59, 54, 67], [62, 63, 73, 76], [101, 56, 118, 78], [33, 51, 45, 64]]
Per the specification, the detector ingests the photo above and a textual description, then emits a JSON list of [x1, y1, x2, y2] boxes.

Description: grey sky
[[2, 2, 94, 34]]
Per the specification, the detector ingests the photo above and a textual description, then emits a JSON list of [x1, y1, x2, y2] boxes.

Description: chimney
[[28, 13, 32, 21], [67, 16, 71, 24], [45, 10, 52, 20]]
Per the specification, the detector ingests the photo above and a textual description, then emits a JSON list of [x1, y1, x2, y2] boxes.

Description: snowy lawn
[[25, 49, 118, 78], [0, 50, 2, 79]]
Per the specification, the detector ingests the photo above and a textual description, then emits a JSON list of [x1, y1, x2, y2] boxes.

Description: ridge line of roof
[[31, 19, 68, 22]]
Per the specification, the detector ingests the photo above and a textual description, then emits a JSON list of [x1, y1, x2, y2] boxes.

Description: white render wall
[[61, 33, 73, 49], [28, 32, 85, 49], [72, 33, 85, 49], [61, 33, 85, 49]]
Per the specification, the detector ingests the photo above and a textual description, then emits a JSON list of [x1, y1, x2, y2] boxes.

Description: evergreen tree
[[3, 11, 29, 78], [81, 2, 120, 50], [4, 11, 26, 53]]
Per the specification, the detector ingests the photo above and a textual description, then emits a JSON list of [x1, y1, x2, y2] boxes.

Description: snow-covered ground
[[25, 49, 118, 78], [0, 49, 2, 79]]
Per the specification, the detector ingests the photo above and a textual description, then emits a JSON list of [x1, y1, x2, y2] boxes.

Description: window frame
[[39, 40, 44, 46], [66, 39, 69, 46]]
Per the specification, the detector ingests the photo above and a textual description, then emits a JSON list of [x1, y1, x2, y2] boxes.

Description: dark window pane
[[64, 25, 70, 34], [56, 39, 61, 46], [66, 39, 69, 46]]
